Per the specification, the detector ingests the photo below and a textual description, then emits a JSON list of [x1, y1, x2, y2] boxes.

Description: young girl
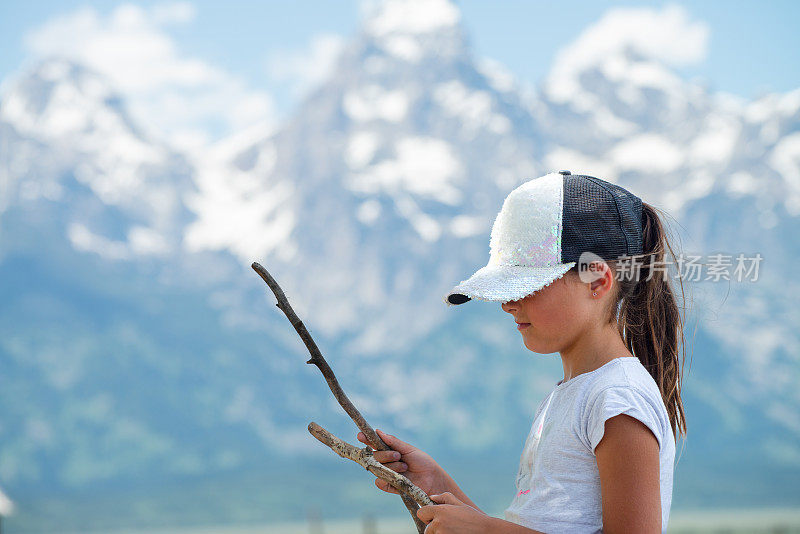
[[358, 171, 687, 533]]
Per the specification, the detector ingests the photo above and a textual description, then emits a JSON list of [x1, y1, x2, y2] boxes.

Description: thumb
[[376, 429, 415, 455], [430, 492, 463, 506]]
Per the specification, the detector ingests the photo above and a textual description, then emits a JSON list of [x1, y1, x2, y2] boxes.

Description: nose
[[501, 300, 519, 313]]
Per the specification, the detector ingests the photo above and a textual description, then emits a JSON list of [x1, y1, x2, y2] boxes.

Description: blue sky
[[1, 0, 798, 147]]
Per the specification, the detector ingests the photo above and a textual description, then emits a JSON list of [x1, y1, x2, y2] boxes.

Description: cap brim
[[444, 262, 576, 306]]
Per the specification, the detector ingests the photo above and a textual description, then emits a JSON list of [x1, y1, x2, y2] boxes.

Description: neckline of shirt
[[553, 356, 638, 391]]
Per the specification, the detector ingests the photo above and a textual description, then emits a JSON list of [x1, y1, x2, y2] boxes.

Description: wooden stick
[[252, 262, 427, 533], [308, 422, 433, 507]]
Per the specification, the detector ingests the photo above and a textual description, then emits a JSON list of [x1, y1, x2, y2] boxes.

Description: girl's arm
[[595, 413, 662, 533]]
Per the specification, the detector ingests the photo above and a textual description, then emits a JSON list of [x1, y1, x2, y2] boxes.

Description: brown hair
[[575, 202, 690, 444]]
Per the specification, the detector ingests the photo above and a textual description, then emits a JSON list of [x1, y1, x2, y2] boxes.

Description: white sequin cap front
[[445, 172, 577, 305]]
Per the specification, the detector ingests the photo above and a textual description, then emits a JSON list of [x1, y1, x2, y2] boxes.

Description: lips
[[516, 321, 531, 331]]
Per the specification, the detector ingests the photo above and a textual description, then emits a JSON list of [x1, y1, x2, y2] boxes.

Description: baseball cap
[[444, 170, 643, 305]]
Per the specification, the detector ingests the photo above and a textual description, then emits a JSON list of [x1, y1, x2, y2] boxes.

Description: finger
[[416, 504, 436, 523], [382, 461, 408, 473], [430, 492, 462, 505], [374, 478, 399, 494], [372, 450, 402, 463], [356, 432, 370, 446], [376, 429, 415, 454]]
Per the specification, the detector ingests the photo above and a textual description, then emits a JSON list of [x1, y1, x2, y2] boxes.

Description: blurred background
[[0, 0, 799, 532]]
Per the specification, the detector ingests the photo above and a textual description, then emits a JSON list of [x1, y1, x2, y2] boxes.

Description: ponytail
[[613, 202, 688, 443]]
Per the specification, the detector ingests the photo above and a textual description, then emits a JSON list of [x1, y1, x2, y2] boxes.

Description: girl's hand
[[356, 429, 447, 496], [417, 492, 491, 533]]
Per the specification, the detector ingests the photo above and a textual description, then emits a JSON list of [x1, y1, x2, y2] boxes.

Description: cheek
[[523, 287, 582, 333], [515, 282, 588, 352], [526, 302, 572, 330], [527, 303, 564, 331], [519, 298, 573, 353]]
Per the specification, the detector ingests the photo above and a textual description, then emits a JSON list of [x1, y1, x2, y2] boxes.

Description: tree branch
[[308, 422, 433, 507], [252, 262, 426, 533]]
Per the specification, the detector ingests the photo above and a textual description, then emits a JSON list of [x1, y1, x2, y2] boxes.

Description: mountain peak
[[0, 57, 194, 258], [543, 41, 691, 111], [364, 0, 460, 37], [0, 57, 141, 141], [541, 3, 707, 107], [357, 0, 466, 63]]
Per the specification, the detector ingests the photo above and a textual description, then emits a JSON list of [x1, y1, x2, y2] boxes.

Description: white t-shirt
[[504, 356, 675, 533]]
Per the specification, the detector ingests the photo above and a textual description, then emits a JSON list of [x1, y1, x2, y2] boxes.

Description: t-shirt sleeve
[[585, 385, 664, 454]]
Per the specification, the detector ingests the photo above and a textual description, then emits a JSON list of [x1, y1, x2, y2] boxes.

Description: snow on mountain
[[537, 66, 796, 246], [533, 46, 721, 213], [0, 57, 195, 258], [543, 4, 708, 106], [363, 0, 462, 61]]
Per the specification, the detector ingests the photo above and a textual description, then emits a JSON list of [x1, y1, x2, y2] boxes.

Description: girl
[[358, 171, 688, 533]]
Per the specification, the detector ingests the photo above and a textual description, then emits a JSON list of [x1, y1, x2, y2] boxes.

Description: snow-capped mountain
[[0, 0, 798, 529], [0, 58, 195, 259], [186, 0, 558, 355]]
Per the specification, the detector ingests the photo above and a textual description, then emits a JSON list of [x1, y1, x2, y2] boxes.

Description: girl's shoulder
[[576, 356, 672, 453], [580, 356, 661, 399]]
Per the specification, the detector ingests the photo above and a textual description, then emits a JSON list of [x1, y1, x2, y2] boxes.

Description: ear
[[588, 261, 614, 299]]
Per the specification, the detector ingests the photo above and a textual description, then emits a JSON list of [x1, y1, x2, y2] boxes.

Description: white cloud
[[266, 33, 345, 98], [23, 2, 275, 151], [545, 4, 709, 103]]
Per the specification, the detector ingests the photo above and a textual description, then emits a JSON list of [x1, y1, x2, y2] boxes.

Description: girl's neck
[[559, 321, 633, 383]]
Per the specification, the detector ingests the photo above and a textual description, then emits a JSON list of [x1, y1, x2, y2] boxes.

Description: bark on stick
[[308, 422, 433, 507], [252, 262, 427, 533]]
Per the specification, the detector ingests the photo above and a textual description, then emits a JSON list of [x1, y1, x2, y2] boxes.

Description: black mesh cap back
[[560, 174, 643, 263]]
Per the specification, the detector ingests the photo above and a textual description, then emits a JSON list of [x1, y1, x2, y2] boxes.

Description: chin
[[523, 337, 553, 354]]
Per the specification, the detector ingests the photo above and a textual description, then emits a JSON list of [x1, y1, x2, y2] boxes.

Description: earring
[[592, 292, 597, 297]]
